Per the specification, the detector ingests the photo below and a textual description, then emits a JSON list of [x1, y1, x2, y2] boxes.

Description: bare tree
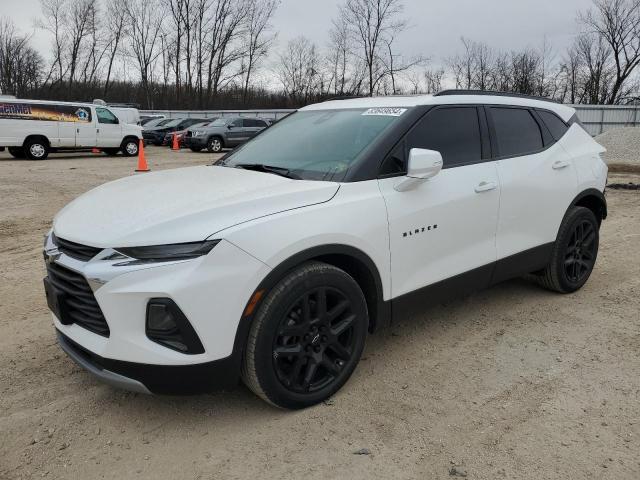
[[424, 68, 444, 93], [339, 0, 407, 96], [241, 0, 278, 103], [577, 32, 615, 103], [123, 0, 166, 108], [205, 0, 248, 97], [38, 0, 67, 85], [277, 36, 320, 104], [66, 0, 96, 86], [103, 0, 127, 96], [580, 0, 640, 103], [0, 18, 43, 95]]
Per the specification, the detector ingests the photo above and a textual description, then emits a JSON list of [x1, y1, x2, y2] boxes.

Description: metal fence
[[141, 104, 640, 137], [572, 104, 640, 136], [140, 109, 295, 121]]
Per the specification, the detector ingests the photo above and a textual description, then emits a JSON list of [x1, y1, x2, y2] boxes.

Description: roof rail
[[434, 89, 560, 104]]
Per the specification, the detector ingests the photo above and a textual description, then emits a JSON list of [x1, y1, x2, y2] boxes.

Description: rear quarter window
[[538, 110, 569, 141]]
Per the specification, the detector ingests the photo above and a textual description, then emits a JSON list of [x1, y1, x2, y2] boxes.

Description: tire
[[103, 148, 120, 156], [8, 147, 25, 159], [121, 138, 139, 157], [536, 206, 600, 293], [190, 147, 203, 153], [24, 138, 49, 160], [206, 136, 223, 153], [242, 261, 368, 409]]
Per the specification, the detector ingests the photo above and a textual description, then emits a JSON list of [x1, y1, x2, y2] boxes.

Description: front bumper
[[183, 136, 207, 148], [44, 236, 271, 393], [142, 133, 164, 145], [57, 330, 238, 394]]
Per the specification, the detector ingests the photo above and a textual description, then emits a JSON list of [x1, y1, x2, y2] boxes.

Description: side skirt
[[389, 242, 554, 322]]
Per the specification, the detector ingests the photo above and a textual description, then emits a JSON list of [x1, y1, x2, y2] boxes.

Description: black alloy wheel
[[242, 262, 368, 409], [273, 286, 358, 393], [535, 206, 600, 293], [563, 219, 597, 283]]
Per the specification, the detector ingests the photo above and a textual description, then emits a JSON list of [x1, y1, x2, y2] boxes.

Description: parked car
[[141, 117, 171, 129], [44, 91, 608, 409], [162, 121, 213, 147], [0, 98, 142, 160], [142, 118, 207, 146], [140, 115, 166, 126], [183, 117, 268, 152]]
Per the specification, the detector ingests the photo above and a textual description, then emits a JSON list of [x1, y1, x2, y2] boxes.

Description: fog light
[[145, 299, 205, 354]]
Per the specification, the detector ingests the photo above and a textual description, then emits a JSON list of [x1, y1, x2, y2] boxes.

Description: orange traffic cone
[[171, 132, 179, 151], [91, 147, 101, 154], [135, 139, 150, 172]]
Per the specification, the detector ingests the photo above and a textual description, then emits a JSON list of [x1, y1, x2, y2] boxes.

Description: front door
[[95, 107, 123, 148], [378, 106, 500, 299]]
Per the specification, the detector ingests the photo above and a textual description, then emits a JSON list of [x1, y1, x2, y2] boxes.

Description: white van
[[0, 99, 142, 160], [108, 106, 141, 126]]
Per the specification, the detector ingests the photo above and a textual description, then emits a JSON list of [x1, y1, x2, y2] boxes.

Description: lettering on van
[[0, 102, 92, 123]]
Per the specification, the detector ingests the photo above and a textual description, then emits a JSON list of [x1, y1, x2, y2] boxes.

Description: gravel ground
[[596, 127, 640, 172], [1, 147, 639, 480]]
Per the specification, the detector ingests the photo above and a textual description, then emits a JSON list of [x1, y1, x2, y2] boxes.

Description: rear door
[[488, 106, 578, 267], [95, 107, 123, 148], [226, 118, 247, 145], [71, 105, 96, 147], [378, 106, 500, 298]]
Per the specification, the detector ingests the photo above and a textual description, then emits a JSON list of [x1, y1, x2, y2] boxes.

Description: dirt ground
[[1, 147, 639, 480]]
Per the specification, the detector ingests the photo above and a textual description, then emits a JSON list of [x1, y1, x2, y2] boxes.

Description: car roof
[[300, 93, 576, 122]]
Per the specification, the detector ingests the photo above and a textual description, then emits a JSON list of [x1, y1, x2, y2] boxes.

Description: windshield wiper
[[235, 163, 301, 180]]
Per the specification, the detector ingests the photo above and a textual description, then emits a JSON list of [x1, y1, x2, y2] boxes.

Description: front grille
[[46, 262, 110, 337], [53, 234, 102, 261]]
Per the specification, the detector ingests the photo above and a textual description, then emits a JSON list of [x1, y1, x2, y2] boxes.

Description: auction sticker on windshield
[[362, 107, 407, 116]]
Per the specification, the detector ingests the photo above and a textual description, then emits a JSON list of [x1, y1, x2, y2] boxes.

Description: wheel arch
[[229, 244, 389, 373], [207, 134, 224, 146], [121, 135, 140, 147], [570, 188, 607, 224], [23, 134, 50, 148]]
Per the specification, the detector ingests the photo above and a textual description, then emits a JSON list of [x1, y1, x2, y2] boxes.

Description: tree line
[[0, 0, 639, 109]]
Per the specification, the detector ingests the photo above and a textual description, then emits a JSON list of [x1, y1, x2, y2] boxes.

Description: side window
[[538, 110, 569, 141], [243, 119, 255, 127], [406, 107, 482, 168], [96, 107, 118, 125], [255, 120, 267, 128], [232, 118, 244, 127], [490, 107, 543, 158]]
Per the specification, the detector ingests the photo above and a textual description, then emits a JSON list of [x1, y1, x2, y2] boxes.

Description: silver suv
[[184, 117, 268, 153]]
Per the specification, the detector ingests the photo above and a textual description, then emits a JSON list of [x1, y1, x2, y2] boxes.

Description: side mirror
[[394, 148, 443, 192], [227, 124, 234, 129]]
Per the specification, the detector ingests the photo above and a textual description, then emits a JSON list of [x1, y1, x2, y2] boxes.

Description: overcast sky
[[2, 0, 593, 69]]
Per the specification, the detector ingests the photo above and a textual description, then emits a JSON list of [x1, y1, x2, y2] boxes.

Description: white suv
[[43, 92, 608, 409]]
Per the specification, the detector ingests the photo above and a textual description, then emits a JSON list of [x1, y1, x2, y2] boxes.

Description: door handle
[[475, 181, 497, 193], [552, 160, 570, 170]]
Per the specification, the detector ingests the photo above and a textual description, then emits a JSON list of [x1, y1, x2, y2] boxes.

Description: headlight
[[115, 240, 220, 262]]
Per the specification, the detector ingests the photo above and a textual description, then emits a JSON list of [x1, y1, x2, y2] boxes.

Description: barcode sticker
[[362, 107, 407, 117]]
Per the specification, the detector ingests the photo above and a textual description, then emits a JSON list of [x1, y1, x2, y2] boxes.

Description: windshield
[[144, 118, 165, 127], [209, 118, 228, 127], [219, 108, 405, 181]]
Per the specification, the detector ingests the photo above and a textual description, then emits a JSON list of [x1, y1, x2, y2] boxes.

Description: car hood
[[53, 165, 340, 248]]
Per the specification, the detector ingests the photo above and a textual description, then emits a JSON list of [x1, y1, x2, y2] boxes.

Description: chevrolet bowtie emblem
[[45, 248, 61, 264]]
